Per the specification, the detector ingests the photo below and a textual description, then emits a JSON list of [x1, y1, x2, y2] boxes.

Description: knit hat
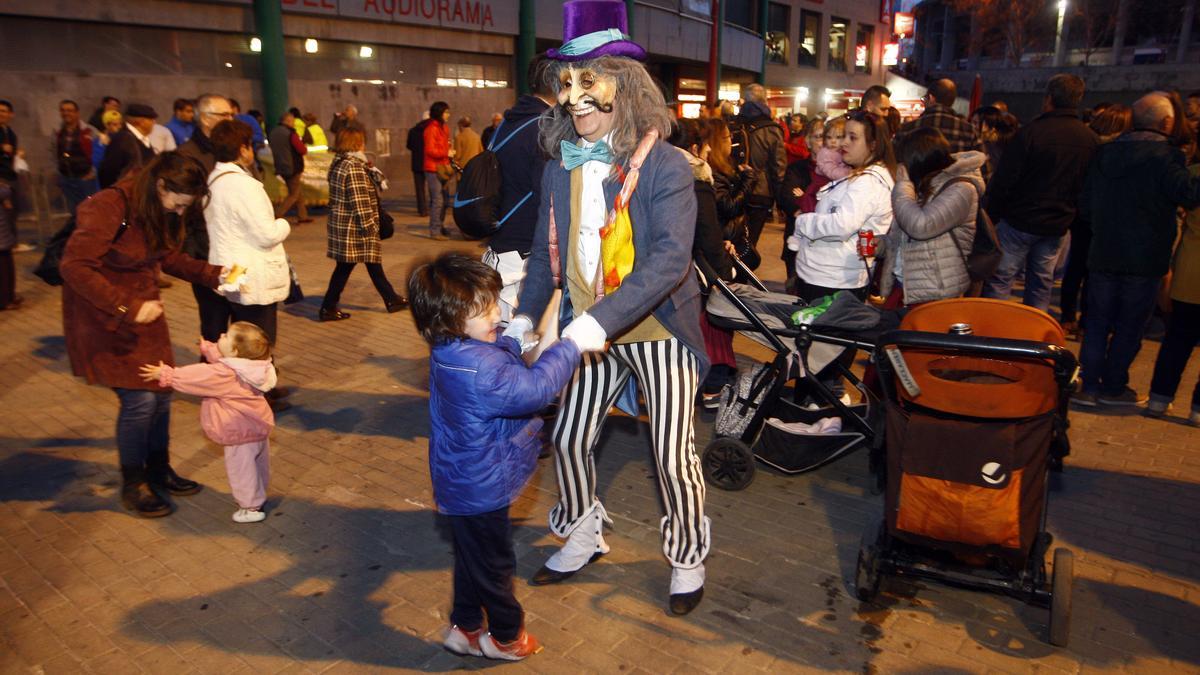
[[101, 110, 123, 126]]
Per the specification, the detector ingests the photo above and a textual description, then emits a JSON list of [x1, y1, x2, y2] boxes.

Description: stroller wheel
[[701, 438, 756, 490], [1048, 548, 1074, 646], [854, 518, 886, 602]]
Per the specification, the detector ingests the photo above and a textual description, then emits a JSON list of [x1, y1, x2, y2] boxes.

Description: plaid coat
[[326, 153, 382, 263], [899, 104, 984, 154]]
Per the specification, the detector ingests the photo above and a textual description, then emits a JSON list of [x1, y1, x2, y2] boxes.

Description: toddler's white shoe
[[232, 508, 266, 523]]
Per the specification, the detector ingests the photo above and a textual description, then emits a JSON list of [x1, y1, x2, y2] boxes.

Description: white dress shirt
[[575, 131, 614, 287]]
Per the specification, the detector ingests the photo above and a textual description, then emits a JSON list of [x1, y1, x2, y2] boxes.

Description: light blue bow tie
[[561, 140, 612, 170]]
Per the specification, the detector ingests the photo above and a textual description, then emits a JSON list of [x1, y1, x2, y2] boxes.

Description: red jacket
[[423, 121, 450, 173], [785, 133, 810, 165], [60, 182, 223, 390]]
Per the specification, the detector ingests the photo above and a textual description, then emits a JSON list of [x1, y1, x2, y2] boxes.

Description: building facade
[[1, 0, 770, 197], [759, 0, 894, 117]]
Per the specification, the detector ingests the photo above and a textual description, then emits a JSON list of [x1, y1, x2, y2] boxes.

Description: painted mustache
[[564, 97, 614, 115]]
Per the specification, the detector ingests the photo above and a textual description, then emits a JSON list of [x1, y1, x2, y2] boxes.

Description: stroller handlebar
[[876, 329, 1079, 380]]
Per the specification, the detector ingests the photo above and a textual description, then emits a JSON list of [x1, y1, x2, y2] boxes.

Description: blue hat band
[[556, 28, 631, 58]]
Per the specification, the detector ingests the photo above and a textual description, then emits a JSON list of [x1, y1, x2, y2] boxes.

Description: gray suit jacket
[[517, 139, 708, 373]]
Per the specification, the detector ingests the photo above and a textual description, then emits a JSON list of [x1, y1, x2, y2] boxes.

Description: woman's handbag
[[436, 162, 455, 182], [724, 216, 761, 271], [378, 208, 395, 240]]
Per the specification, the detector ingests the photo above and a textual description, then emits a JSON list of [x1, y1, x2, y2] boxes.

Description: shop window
[[799, 10, 820, 68], [766, 2, 789, 65], [829, 16, 848, 72], [855, 24, 874, 74], [436, 63, 507, 88]]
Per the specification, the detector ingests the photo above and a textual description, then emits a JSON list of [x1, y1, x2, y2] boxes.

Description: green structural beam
[[252, 0, 289, 126], [517, 0, 536, 95], [626, 0, 636, 37]]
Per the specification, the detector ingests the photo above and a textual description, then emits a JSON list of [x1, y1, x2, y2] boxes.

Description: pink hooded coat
[[157, 341, 276, 445]]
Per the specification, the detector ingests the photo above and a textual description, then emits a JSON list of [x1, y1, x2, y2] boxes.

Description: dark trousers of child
[[448, 506, 522, 643]]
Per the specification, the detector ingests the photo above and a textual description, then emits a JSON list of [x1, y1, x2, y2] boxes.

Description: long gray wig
[[539, 56, 675, 166]]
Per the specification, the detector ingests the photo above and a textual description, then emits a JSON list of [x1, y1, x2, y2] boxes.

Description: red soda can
[[857, 228, 876, 257]]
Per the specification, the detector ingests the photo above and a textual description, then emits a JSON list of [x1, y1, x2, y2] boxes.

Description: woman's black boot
[[120, 466, 172, 518]]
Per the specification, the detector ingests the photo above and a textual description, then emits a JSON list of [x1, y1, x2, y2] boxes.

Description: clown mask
[[559, 64, 616, 143]]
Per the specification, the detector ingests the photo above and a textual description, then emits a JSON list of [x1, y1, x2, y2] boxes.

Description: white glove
[[502, 315, 538, 353], [786, 232, 803, 252], [561, 312, 606, 352]]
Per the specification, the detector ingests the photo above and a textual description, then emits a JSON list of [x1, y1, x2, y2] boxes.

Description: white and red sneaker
[[479, 630, 543, 661], [442, 625, 484, 657]]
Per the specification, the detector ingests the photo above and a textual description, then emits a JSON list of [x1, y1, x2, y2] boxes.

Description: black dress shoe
[[386, 297, 410, 313], [149, 466, 203, 496], [319, 308, 351, 322], [529, 552, 603, 586], [669, 586, 704, 616], [121, 481, 173, 518]]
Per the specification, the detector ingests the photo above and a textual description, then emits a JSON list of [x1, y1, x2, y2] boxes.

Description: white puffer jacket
[[204, 162, 292, 306], [788, 163, 895, 289], [879, 151, 986, 305]]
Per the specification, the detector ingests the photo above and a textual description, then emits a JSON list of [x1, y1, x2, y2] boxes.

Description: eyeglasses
[[203, 110, 234, 119]]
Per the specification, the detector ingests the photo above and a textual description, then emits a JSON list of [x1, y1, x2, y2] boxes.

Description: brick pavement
[[1, 208, 1198, 674]]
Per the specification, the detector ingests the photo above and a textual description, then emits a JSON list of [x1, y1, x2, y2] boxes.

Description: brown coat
[[325, 153, 382, 263], [61, 181, 222, 390]]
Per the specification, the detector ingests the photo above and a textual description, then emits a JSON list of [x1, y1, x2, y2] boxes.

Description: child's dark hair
[[408, 254, 502, 345], [229, 321, 271, 360]]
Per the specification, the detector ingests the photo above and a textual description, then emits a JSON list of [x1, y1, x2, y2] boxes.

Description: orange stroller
[[856, 298, 1078, 646]]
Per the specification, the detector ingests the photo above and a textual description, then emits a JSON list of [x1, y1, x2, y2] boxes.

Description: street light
[[249, 37, 262, 53], [359, 45, 374, 59], [304, 38, 319, 54]]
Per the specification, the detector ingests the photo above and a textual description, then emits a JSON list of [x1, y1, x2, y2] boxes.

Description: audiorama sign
[[215, 0, 519, 35]]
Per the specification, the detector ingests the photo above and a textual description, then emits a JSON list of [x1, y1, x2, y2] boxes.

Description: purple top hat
[[546, 0, 646, 62]]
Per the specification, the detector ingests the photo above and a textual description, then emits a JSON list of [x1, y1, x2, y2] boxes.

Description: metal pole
[[706, 0, 720, 110], [1053, 0, 1069, 67], [1111, 0, 1129, 66], [517, 0, 536, 95], [757, 0, 769, 85], [252, 0, 288, 127], [1179, 0, 1196, 64]]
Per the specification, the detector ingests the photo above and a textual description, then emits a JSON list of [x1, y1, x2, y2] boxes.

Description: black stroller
[[699, 258, 890, 490]]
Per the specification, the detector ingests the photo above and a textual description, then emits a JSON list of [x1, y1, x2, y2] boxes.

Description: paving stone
[[1, 211, 1198, 673]]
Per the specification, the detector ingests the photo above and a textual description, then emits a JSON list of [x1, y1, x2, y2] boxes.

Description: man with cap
[[505, 0, 710, 617], [98, 103, 158, 188]]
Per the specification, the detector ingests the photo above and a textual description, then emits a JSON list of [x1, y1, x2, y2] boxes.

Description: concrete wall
[[942, 64, 1200, 122]]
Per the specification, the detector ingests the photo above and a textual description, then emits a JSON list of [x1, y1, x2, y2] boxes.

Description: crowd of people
[[2, 0, 1199, 662]]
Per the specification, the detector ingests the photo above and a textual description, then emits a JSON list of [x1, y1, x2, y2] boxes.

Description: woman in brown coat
[[62, 152, 225, 517], [318, 128, 407, 321]]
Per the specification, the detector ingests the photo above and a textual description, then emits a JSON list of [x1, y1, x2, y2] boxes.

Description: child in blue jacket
[[408, 253, 580, 661]]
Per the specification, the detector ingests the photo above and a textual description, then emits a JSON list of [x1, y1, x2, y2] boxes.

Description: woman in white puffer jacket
[[203, 120, 291, 345], [787, 110, 896, 304]]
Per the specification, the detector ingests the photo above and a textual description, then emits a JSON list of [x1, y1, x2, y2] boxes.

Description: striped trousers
[[549, 338, 711, 568]]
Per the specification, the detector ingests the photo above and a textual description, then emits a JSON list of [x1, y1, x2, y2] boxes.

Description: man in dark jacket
[[178, 94, 232, 263], [484, 56, 554, 324], [54, 100, 97, 216], [1074, 92, 1200, 407], [405, 116, 431, 216], [98, 103, 157, 189], [982, 74, 1098, 311], [268, 110, 308, 222], [732, 84, 785, 263]]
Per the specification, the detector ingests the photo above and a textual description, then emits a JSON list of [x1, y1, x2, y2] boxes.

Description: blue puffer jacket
[[428, 335, 580, 515]]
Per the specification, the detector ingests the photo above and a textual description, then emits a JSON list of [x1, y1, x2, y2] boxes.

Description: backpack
[[451, 116, 539, 240], [34, 188, 128, 286], [938, 177, 1003, 292]]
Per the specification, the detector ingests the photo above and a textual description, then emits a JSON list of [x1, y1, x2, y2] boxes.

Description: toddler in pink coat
[[140, 322, 276, 523]]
